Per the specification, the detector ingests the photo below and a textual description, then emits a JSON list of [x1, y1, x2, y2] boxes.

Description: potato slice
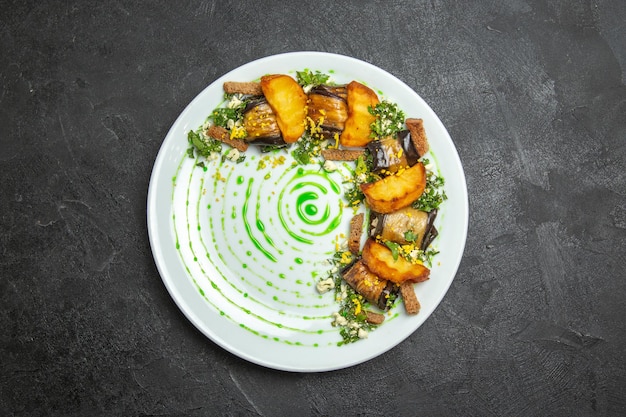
[[360, 162, 426, 213], [339, 81, 379, 148], [361, 238, 430, 284], [260, 74, 307, 143]]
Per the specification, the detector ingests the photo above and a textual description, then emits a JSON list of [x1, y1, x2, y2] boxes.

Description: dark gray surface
[[2, 0, 625, 415]]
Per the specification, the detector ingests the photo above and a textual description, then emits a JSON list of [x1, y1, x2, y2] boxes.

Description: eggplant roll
[[366, 130, 422, 174], [342, 259, 396, 310], [307, 85, 348, 138], [371, 207, 438, 251], [242, 98, 285, 145]]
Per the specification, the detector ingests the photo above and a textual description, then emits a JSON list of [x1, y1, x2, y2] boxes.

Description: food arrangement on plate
[[185, 69, 447, 345]]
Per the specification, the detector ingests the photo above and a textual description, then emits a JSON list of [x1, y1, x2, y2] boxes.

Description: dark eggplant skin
[[420, 210, 438, 250], [307, 85, 348, 138], [242, 98, 286, 145], [377, 281, 399, 310], [341, 258, 399, 311], [309, 85, 348, 101], [397, 130, 420, 166], [366, 130, 422, 174], [366, 136, 407, 174], [370, 208, 438, 251]]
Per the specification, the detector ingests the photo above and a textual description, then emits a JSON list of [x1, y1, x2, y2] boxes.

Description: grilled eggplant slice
[[307, 85, 348, 138], [242, 98, 285, 145], [342, 259, 387, 306], [367, 130, 422, 174], [361, 238, 430, 284], [340, 81, 379, 148], [260, 74, 307, 144], [342, 259, 398, 310], [367, 135, 408, 174], [371, 207, 438, 250], [360, 162, 426, 214]]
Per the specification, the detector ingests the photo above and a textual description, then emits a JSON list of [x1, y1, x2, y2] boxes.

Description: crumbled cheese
[[357, 328, 369, 339], [226, 148, 240, 161], [323, 160, 337, 172], [227, 95, 243, 109], [316, 277, 335, 294], [208, 151, 220, 161], [331, 312, 348, 326]]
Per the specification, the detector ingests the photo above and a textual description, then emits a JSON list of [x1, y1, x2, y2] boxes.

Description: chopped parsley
[[368, 101, 406, 138], [187, 130, 222, 157], [319, 253, 380, 346], [404, 230, 418, 242], [343, 152, 380, 207], [296, 69, 330, 89], [413, 159, 447, 212], [291, 132, 325, 165], [208, 94, 248, 128]]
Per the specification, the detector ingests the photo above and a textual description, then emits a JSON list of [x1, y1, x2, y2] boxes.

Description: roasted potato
[[260, 74, 307, 143], [339, 81, 379, 148], [360, 162, 426, 213], [361, 238, 430, 284]]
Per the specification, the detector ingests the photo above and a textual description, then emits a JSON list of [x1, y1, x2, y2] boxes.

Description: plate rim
[[147, 51, 469, 372]]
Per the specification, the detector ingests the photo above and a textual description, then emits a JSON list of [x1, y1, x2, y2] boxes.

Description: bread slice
[[321, 148, 364, 161], [348, 213, 364, 254], [405, 118, 429, 157], [400, 282, 420, 315], [365, 310, 385, 325], [205, 125, 249, 152], [223, 81, 263, 96]]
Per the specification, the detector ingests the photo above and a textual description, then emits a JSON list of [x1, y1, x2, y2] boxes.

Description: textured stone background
[[1, 0, 625, 415]]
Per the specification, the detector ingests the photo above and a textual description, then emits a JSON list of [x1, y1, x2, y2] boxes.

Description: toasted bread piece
[[348, 213, 364, 254], [365, 310, 385, 325], [223, 81, 263, 96], [405, 118, 429, 157], [205, 125, 249, 152], [400, 282, 420, 315], [321, 148, 364, 161]]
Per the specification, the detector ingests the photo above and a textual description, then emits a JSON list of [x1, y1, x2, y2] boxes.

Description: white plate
[[147, 52, 468, 372]]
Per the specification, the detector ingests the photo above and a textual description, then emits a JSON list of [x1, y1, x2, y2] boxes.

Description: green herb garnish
[[368, 101, 406, 138], [384, 241, 401, 261], [404, 230, 417, 243], [187, 130, 222, 156], [296, 69, 330, 88], [208, 94, 248, 128], [413, 161, 447, 212], [291, 133, 324, 165]]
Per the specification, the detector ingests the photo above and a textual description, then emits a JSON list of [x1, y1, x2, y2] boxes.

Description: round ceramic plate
[[147, 51, 468, 372]]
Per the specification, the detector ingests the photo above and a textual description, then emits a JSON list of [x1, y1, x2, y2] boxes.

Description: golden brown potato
[[360, 162, 426, 214], [339, 81, 379, 148], [260, 74, 307, 143], [361, 238, 430, 284]]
